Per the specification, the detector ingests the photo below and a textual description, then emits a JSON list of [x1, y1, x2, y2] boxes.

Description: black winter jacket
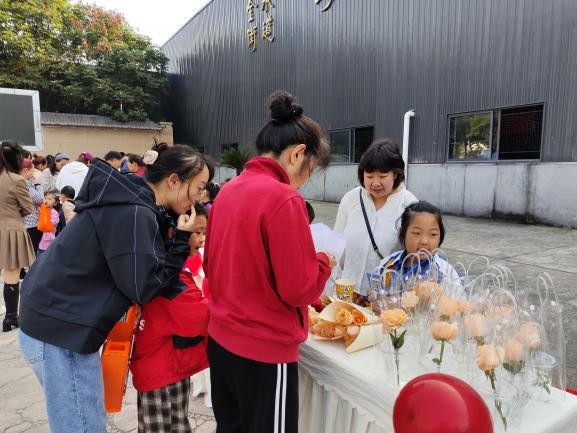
[[20, 159, 190, 354]]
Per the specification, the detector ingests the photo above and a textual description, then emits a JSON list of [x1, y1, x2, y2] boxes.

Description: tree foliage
[[0, 0, 168, 121], [220, 148, 252, 175]]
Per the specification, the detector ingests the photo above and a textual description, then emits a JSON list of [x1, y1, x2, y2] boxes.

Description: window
[[499, 106, 543, 160], [353, 127, 374, 163], [448, 104, 543, 161], [329, 126, 374, 163], [329, 130, 351, 163]]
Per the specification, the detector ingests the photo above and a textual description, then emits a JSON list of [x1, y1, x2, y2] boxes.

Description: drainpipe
[[402, 109, 415, 184]]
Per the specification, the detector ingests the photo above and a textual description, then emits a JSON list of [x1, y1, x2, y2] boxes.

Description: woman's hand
[[322, 252, 337, 269], [176, 205, 197, 232]]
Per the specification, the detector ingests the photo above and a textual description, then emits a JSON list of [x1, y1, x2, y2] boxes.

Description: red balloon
[[393, 373, 493, 433]]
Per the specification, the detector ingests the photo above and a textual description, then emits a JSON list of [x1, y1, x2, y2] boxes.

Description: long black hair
[[0, 140, 24, 175]]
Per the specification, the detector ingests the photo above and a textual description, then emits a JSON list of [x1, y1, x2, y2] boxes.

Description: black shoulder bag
[[359, 189, 384, 260]]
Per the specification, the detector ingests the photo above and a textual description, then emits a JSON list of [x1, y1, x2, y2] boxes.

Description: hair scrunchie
[[142, 150, 159, 166]]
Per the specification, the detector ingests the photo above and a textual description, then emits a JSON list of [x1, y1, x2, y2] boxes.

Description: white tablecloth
[[298, 336, 577, 433]]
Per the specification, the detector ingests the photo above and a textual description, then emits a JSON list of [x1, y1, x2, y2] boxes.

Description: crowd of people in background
[[0, 89, 440, 433], [0, 138, 226, 432], [3, 144, 225, 274]]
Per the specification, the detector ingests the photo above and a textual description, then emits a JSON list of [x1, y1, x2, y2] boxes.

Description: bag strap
[[359, 189, 384, 260]]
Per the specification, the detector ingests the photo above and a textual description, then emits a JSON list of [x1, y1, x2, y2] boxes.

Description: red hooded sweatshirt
[[130, 252, 209, 392], [204, 157, 331, 364]]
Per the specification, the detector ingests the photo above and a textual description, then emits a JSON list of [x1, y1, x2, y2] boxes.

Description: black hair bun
[[268, 90, 303, 122], [151, 142, 170, 154]]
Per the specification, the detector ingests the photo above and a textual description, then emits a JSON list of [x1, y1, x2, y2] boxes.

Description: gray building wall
[[162, 0, 577, 227], [163, 0, 577, 163]]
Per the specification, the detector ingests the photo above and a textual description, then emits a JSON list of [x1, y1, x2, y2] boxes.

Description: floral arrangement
[[310, 250, 566, 432], [308, 300, 382, 353], [380, 308, 410, 386]]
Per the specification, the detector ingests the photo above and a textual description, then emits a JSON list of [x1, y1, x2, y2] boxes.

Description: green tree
[[0, 0, 168, 121]]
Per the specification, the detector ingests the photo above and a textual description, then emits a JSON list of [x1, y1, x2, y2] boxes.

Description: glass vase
[[527, 350, 557, 403], [376, 339, 416, 389], [472, 375, 518, 433]]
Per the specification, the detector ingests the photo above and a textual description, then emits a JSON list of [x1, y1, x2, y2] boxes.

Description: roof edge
[[160, 0, 216, 49], [40, 112, 162, 131]]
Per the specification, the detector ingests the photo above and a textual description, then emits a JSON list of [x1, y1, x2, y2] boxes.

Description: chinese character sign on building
[[246, 0, 257, 51], [261, 0, 274, 43], [262, 0, 274, 14], [246, 0, 275, 51], [262, 15, 274, 42], [314, 0, 333, 12], [246, 1, 334, 51]]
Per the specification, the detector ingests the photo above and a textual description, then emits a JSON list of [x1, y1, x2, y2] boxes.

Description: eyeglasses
[[178, 177, 206, 199]]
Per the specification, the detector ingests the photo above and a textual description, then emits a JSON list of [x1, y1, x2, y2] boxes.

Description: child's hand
[[177, 204, 197, 232]]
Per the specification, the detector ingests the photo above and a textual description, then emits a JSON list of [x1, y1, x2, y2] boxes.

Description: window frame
[[497, 106, 544, 160], [446, 103, 544, 164], [352, 125, 375, 164], [447, 110, 494, 162], [328, 125, 374, 165], [328, 128, 352, 165]]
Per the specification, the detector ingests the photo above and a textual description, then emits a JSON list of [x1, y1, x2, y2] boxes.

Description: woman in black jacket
[[19, 145, 213, 433]]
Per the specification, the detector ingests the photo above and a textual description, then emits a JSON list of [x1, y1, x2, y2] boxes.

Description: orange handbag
[[37, 205, 54, 233], [101, 304, 140, 413]]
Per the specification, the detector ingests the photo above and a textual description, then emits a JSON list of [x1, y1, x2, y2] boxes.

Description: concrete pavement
[[1, 199, 576, 431]]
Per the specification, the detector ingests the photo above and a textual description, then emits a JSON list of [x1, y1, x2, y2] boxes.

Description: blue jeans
[[18, 330, 107, 433]]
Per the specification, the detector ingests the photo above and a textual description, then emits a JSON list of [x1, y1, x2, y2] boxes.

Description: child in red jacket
[[130, 204, 209, 432]]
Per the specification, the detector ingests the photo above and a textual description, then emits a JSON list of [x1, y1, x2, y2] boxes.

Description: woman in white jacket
[[55, 151, 93, 197], [334, 139, 417, 294]]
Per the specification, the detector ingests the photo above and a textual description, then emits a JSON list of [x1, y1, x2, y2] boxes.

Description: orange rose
[[343, 325, 361, 348], [504, 339, 525, 363], [457, 300, 472, 314], [346, 325, 360, 337], [312, 321, 324, 335], [333, 326, 344, 338], [464, 313, 487, 338], [401, 290, 419, 309], [335, 308, 354, 326], [313, 321, 344, 339], [486, 305, 514, 320], [476, 344, 505, 371], [308, 306, 321, 326], [437, 296, 459, 318], [516, 322, 541, 350], [415, 280, 444, 300], [351, 309, 368, 325], [380, 308, 410, 331], [431, 320, 458, 341]]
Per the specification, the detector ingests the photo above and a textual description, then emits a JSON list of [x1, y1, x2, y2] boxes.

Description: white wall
[[300, 163, 577, 228], [213, 166, 237, 185]]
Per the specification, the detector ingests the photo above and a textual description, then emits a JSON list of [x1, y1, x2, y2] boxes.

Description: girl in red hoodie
[[130, 203, 209, 433], [204, 90, 336, 433]]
